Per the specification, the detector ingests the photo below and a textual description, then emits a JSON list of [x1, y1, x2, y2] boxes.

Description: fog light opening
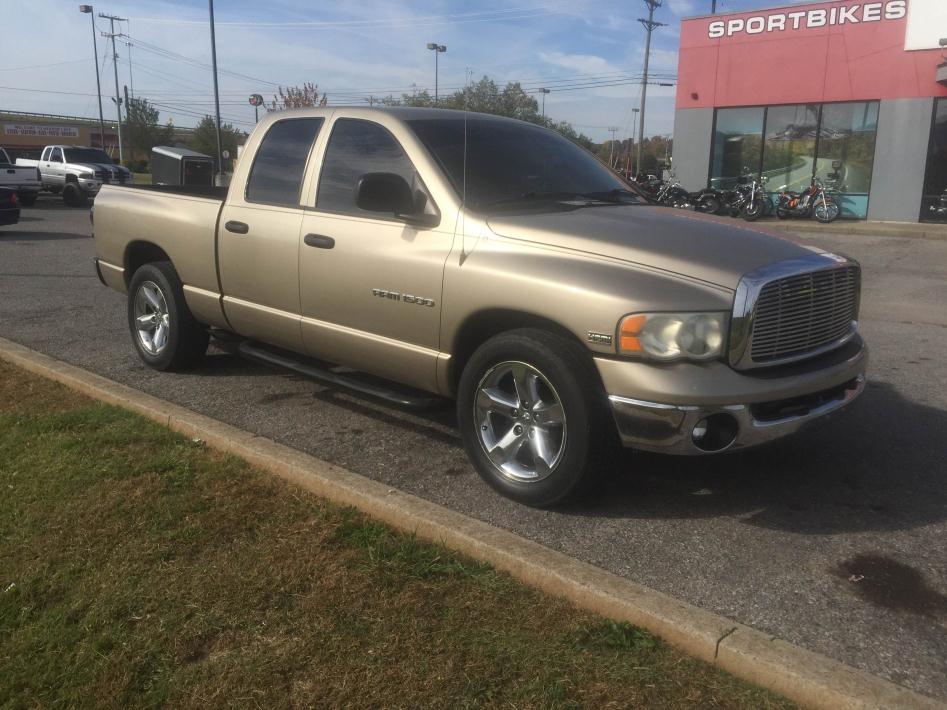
[[692, 413, 738, 452]]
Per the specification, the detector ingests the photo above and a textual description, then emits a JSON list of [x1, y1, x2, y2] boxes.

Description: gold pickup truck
[[92, 107, 867, 506]]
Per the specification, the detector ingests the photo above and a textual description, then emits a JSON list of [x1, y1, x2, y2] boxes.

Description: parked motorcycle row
[[633, 168, 842, 224]]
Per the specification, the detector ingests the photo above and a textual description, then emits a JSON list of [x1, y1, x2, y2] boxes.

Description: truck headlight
[[79, 171, 94, 179], [618, 312, 728, 361]]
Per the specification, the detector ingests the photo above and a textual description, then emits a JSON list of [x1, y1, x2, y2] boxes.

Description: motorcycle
[[775, 177, 840, 223], [720, 171, 769, 221], [928, 189, 947, 219], [650, 175, 723, 213]]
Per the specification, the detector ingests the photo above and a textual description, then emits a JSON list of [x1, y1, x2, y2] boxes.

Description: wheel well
[[124, 241, 171, 287], [65, 175, 78, 183], [448, 309, 591, 395]]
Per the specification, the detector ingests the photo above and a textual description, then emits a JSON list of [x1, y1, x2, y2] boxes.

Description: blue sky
[[3, 0, 811, 143]]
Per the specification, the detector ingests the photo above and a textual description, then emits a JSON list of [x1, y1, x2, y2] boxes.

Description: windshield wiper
[[577, 188, 641, 203], [481, 190, 636, 210]]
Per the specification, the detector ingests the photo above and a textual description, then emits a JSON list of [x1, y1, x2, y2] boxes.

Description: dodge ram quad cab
[[92, 107, 867, 506], [18, 145, 131, 207], [0, 148, 41, 206]]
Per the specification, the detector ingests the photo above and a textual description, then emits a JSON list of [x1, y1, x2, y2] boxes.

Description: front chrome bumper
[[609, 374, 865, 455]]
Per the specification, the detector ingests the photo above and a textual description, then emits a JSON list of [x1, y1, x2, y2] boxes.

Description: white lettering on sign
[[707, 0, 906, 38], [3, 124, 80, 138]]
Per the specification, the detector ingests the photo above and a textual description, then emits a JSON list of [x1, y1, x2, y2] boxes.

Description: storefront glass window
[[762, 104, 820, 193], [816, 101, 879, 218], [709, 107, 764, 190], [921, 98, 947, 223]]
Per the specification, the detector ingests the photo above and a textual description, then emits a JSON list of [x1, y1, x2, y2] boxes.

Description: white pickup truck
[[0, 148, 41, 206], [17, 145, 131, 207]]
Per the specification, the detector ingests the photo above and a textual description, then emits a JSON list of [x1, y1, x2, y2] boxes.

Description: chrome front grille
[[729, 255, 861, 370], [750, 267, 859, 362]]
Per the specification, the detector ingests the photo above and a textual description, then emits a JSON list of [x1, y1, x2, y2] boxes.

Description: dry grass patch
[[0, 360, 795, 708]]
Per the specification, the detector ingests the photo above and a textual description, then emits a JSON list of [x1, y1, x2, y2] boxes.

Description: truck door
[[297, 117, 454, 393], [217, 117, 325, 352], [46, 147, 65, 188]]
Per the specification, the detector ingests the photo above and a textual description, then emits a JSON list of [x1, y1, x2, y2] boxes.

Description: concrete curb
[[759, 220, 947, 241], [0, 336, 941, 710]]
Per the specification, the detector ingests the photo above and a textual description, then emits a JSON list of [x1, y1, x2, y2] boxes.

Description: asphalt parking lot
[[2, 196, 945, 701]]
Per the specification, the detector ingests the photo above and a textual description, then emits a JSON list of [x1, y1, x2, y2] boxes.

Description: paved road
[[2, 197, 946, 700]]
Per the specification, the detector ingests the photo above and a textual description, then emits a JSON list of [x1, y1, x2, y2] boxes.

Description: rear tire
[[457, 328, 611, 507], [697, 195, 721, 214], [62, 183, 86, 207], [127, 261, 209, 371]]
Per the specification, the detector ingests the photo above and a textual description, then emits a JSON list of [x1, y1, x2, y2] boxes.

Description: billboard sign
[[707, 0, 905, 38], [904, 0, 947, 50], [4, 124, 80, 138]]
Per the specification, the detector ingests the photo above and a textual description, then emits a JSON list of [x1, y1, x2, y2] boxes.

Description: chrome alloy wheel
[[134, 280, 170, 356], [474, 361, 567, 483]]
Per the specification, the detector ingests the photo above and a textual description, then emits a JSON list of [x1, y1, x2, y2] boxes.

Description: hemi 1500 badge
[[372, 288, 435, 307]]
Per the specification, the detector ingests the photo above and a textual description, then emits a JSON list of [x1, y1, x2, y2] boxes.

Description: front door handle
[[304, 233, 335, 249], [225, 220, 248, 234]]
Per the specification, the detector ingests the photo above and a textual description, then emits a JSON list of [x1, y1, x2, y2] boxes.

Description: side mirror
[[355, 172, 414, 215], [355, 172, 438, 227]]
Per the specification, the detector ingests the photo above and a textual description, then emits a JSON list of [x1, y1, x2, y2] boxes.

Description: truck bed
[[112, 183, 230, 201]]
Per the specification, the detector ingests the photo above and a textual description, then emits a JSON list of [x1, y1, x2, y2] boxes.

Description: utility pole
[[100, 12, 126, 163], [539, 87, 550, 118], [627, 107, 640, 176], [78, 6, 107, 151], [608, 127, 619, 168], [208, 0, 224, 182], [636, 0, 666, 178], [712, 0, 717, 12]]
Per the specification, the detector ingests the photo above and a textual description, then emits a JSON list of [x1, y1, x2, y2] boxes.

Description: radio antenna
[[460, 66, 472, 264]]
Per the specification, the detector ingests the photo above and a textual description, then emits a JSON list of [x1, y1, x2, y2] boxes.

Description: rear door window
[[316, 119, 416, 217], [246, 118, 324, 207]]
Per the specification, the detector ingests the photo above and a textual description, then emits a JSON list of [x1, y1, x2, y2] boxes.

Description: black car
[[0, 187, 20, 226]]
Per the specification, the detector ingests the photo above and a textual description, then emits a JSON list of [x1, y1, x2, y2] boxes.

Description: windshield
[[407, 117, 641, 213], [64, 148, 114, 164]]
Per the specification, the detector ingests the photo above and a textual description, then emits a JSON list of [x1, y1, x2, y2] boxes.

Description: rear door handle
[[225, 220, 248, 234], [304, 233, 335, 249]]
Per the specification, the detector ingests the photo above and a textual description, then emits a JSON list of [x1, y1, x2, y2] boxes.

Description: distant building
[[672, 0, 947, 223]]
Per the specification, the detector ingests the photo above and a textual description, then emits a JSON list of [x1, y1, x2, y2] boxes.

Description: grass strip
[[0, 361, 794, 708]]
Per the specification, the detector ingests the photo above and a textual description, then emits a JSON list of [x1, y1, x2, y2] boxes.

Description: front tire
[[457, 329, 610, 507], [813, 200, 840, 223], [742, 196, 765, 221], [127, 261, 209, 371], [62, 183, 87, 207]]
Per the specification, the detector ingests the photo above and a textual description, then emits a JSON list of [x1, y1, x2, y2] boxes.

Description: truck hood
[[486, 205, 820, 290]]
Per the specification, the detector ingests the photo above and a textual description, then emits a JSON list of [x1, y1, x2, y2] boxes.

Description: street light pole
[[636, 0, 666, 177], [628, 107, 639, 176], [208, 0, 224, 183], [539, 87, 550, 118], [79, 5, 107, 151], [99, 12, 126, 163], [426, 43, 446, 104]]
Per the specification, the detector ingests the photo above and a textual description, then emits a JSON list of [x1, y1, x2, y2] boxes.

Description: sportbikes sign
[[708, 0, 906, 39]]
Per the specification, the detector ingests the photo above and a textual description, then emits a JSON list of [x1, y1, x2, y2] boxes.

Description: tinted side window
[[246, 118, 323, 206], [316, 119, 415, 216], [50, 148, 63, 163]]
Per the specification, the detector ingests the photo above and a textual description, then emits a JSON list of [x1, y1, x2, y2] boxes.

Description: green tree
[[188, 116, 244, 168], [386, 76, 595, 149], [124, 97, 173, 167]]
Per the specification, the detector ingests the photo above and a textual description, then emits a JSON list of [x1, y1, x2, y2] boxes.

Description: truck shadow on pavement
[[0, 231, 90, 241], [575, 381, 947, 535], [186, 353, 944, 536]]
